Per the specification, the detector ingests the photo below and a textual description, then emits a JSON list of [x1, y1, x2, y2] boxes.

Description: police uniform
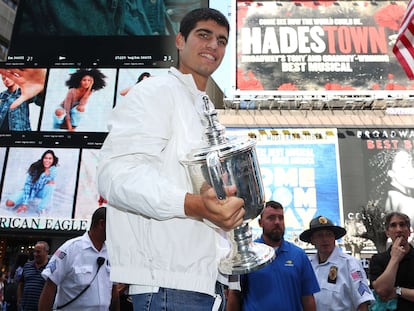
[[300, 216, 375, 311], [310, 247, 375, 310], [41, 232, 112, 311]]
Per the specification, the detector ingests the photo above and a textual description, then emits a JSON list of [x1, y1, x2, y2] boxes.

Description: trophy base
[[219, 241, 275, 275]]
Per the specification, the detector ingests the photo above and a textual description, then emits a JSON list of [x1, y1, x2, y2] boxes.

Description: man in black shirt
[[369, 212, 414, 310]]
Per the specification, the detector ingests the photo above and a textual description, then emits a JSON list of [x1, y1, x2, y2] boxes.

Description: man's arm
[[226, 289, 242, 311], [16, 279, 23, 308], [393, 287, 414, 303], [38, 279, 57, 311], [372, 237, 407, 300], [0, 68, 46, 109], [301, 294, 316, 311], [356, 301, 370, 311], [110, 284, 120, 311]]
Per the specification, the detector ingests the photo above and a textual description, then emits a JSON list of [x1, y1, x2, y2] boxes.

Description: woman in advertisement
[[385, 149, 414, 227], [54, 69, 106, 131], [5, 149, 59, 216]]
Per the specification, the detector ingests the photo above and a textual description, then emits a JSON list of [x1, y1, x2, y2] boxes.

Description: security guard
[[300, 216, 375, 311]]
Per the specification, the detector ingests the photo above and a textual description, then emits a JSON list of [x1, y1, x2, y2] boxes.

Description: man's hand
[[390, 236, 409, 262], [185, 185, 245, 231], [0, 68, 46, 109]]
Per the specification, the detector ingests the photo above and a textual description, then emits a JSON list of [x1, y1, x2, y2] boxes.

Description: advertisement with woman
[[40, 68, 117, 132], [1, 147, 79, 219], [338, 128, 414, 229]]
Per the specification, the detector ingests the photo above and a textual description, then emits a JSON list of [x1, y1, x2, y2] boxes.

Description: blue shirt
[[20, 260, 47, 311], [23, 165, 57, 205], [241, 237, 320, 311], [0, 88, 32, 131]]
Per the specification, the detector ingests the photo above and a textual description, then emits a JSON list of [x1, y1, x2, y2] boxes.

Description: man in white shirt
[[97, 7, 245, 311], [38, 207, 119, 311]]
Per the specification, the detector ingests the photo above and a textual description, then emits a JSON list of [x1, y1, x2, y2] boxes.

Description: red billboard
[[236, 0, 413, 92]]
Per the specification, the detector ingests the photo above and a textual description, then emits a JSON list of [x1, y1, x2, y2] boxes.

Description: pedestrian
[[38, 207, 119, 311], [226, 201, 320, 311], [17, 241, 49, 311], [299, 215, 375, 310], [369, 212, 414, 310]]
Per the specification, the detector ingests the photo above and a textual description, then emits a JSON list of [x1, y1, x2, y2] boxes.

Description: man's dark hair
[[265, 200, 283, 210], [384, 211, 410, 229], [91, 206, 106, 227], [179, 8, 229, 40], [260, 201, 283, 218]]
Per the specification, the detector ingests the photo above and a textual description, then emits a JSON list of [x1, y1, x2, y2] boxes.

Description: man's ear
[[176, 32, 185, 50]]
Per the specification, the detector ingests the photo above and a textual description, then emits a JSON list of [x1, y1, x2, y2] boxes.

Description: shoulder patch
[[54, 249, 66, 260]]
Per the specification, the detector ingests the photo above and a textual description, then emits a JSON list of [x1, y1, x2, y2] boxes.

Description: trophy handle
[[206, 151, 226, 200]]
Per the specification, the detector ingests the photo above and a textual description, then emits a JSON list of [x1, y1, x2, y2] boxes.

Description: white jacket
[[97, 67, 227, 296]]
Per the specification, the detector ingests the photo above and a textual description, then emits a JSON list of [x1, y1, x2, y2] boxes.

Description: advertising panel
[[7, 0, 208, 67], [227, 128, 342, 242], [236, 0, 413, 92], [0, 66, 170, 231], [339, 128, 414, 230]]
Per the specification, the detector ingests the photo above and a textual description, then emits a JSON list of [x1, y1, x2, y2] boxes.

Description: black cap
[[299, 216, 346, 243]]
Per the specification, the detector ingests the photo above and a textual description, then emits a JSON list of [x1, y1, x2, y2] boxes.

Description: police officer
[[300, 216, 375, 311]]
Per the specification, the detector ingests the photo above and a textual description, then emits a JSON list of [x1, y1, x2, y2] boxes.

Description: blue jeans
[[131, 282, 226, 311], [8, 183, 55, 212], [54, 105, 83, 127]]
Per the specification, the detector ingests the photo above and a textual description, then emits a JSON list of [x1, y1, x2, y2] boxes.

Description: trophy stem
[[219, 223, 275, 275]]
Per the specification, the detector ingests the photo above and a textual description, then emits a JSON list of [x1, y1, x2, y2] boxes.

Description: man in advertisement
[[97, 7, 245, 311]]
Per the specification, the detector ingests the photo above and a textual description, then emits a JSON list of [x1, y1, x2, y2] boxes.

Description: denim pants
[[8, 183, 55, 212], [54, 105, 83, 127], [131, 282, 226, 311]]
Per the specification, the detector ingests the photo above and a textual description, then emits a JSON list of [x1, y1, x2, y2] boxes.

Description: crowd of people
[[1, 7, 414, 311], [0, 206, 412, 311]]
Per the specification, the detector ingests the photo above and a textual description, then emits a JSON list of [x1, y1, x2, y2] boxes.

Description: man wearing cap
[[227, 201, 320, 311], [300, 215, 375, 311]]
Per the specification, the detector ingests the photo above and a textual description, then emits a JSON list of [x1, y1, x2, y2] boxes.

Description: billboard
[[1, 0, 207, 230], [7, 0, 208, 67], [227, 128, 342, 242], [0, 66, 169, 231], [236, 0, 413, 93], [338, 128, 414, 229]]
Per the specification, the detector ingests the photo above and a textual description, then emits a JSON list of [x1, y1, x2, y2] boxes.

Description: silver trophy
[[182, 96, 274, 275]]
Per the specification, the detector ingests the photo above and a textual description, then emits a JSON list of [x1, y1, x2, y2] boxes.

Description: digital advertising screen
[[236, 0, 413, 93], [0, 65, 171, 231], [7, 0, 209, 67], [338, 128, 414, 229], [227, 127, 342, 242]]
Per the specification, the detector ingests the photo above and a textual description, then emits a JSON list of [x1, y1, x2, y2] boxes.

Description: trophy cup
[[182, 96, 274, 275]]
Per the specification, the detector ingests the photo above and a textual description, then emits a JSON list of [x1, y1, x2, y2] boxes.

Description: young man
[[226, 201, 320, 311], [38, 207, 119, 311], [97, 8, 245, 310], [0, 74, 32, 131], [369, 212, 414, 310], [300, 216, 374, 311]]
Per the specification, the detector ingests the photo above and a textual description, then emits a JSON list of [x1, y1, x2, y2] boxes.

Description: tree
[[358, 200, 388, 253]]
